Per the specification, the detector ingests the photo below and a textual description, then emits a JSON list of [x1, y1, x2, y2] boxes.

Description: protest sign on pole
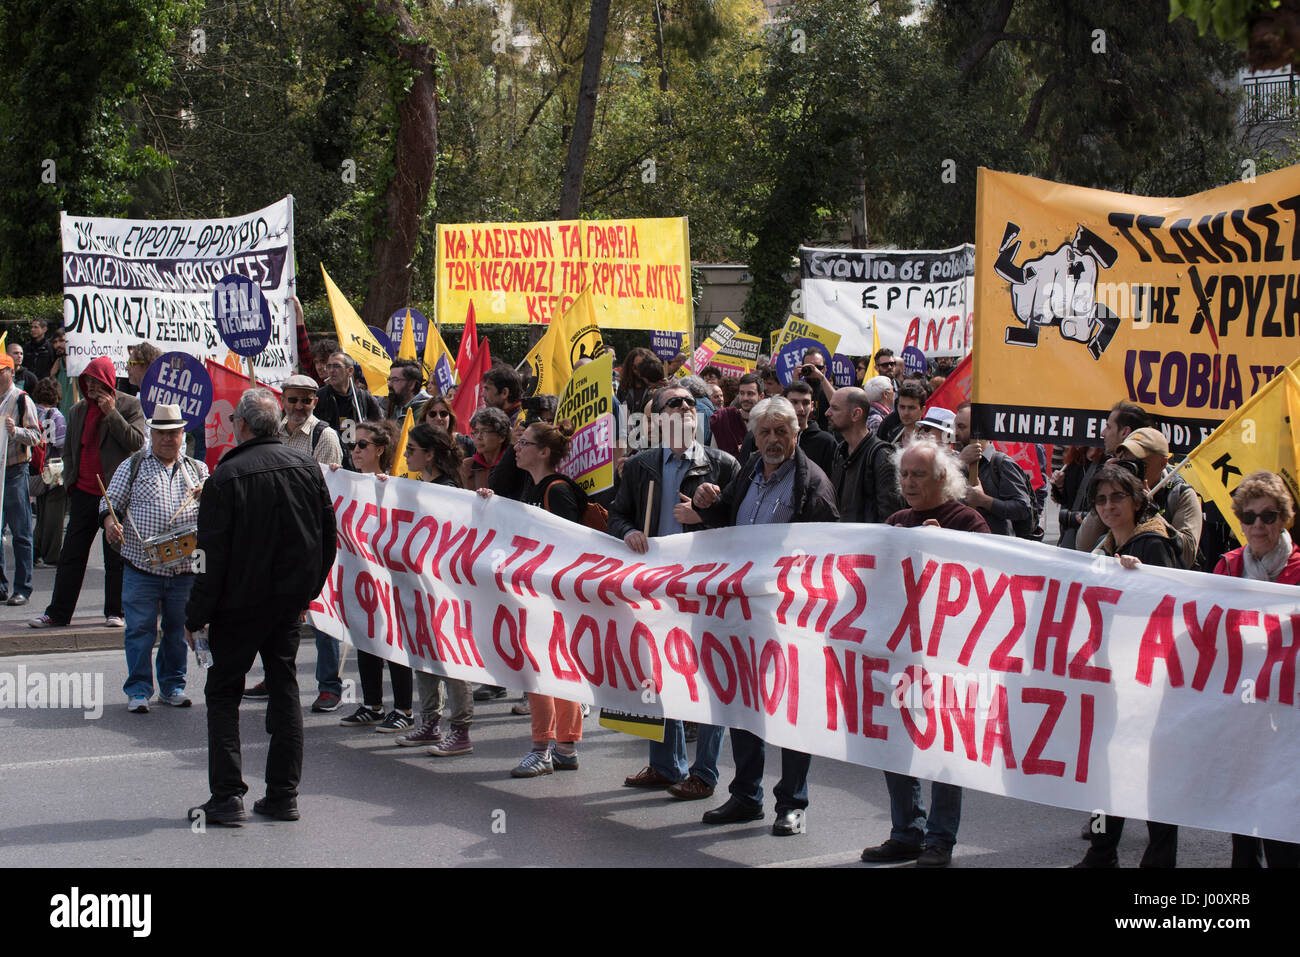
[[713, 331, 762, 379], [556, 351, 615, 494], [650, 330, 686, 362], [61, 197, 296, 386], [437, 218, 691, 331], [800, 245, 974, 358], [771, 315, 840, 386], [973, 165, 1300, 453], [139, 353, 212, 431], [680, 317, 740, 377], [311, 470, 1300, 844]]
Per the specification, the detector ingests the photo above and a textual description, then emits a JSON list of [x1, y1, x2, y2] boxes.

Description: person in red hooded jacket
[[29, 355, 145, 629]]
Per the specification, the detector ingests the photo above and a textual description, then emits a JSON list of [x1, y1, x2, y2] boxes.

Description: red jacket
[[1213, 542, 1300, 584]]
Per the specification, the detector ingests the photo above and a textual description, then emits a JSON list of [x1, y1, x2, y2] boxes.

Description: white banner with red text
[[309, 468, 1300, 843]]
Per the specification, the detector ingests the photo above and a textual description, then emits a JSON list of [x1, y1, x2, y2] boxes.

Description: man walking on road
[[185, 389, 336, 826]]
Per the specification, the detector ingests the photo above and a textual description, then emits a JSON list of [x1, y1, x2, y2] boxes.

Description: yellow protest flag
[[320, 264, 390, 397], [0, 331, 7, 354], [1182, 359, 1300, 546], [421, 318, 457, 394], [390, 408, 422, 479], [864, 318, 880, 381], [396, 309, 418, 361], [522, 287, 602, 396]]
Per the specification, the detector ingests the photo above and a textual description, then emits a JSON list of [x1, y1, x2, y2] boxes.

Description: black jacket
[[607, 444, 740, 541], [23, 337, 55, 380], [185, 436, 337, 629], [1101, 514, 1184, 570], [832, 431, 904, 524], [739, 419, 838, 477], [315, 382, 382, 467], [698, 447, 839, 528], [972, 448, 1034, 537]]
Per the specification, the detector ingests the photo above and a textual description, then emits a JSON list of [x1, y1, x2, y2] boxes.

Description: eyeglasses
[[1093, 492, 1131, 507], [284, 396, 313, 405], [664, 396, 696, 409], [515, 438, 538, 448], [324, 362, 348, 371], [1240, 509, 1280, 526], [354, 439, 373, 451], [428, 409, 450, 418], [127, 360, 148, 368]]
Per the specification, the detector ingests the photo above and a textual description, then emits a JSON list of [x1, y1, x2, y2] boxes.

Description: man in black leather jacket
[[185, 388, 337, 826]]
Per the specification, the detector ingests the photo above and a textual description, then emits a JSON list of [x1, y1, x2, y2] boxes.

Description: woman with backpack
[[476, 419, 588, 777]]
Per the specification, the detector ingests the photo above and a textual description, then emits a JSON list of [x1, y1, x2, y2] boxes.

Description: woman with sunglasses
[[476, 419, 588, 777], [393, 423, 477, 756], [1076, 460, 1183, 869], [416, 395, 457, 435], [1212, 470, 1300, 867], [333, 421, 418, 735]]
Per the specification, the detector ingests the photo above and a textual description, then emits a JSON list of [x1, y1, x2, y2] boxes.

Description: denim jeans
[[728, 728, 810, 811], [313, 627, 342, 696], [121, 565, 193, 700], [0, 462, 34, 597], [649, 720, 725, 787], [884, 771, 963, 851]]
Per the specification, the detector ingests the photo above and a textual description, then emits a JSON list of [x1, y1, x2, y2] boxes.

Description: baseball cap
[[1119, 426, 1169, 459], [0, 355, 14, 371]]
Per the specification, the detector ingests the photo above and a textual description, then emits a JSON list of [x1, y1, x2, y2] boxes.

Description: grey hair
[[676, 374, 710, 399], [235, 388, 283, 438], [892, 435, 967, 503], [469, 405, 511, 439], [748, 396, 799, 434], [864, 375, 893, 403]]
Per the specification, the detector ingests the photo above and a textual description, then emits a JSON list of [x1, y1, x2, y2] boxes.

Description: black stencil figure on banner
[[995, 224, 1121, 359]]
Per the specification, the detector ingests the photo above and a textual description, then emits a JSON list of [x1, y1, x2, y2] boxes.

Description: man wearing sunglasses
[[608, 384, 740, 801], [268, 374, 344, 713]]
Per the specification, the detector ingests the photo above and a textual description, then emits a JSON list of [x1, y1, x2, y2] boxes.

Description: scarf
[[1243, 529, 1293, 582]]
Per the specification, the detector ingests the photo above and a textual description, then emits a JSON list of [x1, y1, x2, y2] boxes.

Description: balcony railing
[[1242, 75, 1299, 124]]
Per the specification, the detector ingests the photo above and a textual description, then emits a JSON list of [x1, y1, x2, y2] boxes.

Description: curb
[[0, 621, 122, 657]]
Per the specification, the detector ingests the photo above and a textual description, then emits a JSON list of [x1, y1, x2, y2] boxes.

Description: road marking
[[0, 743, 266, 772], [756, 850, 868, 868]]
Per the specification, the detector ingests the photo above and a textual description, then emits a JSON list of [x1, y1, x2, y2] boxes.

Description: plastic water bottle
[[193, 628, 212, 668]]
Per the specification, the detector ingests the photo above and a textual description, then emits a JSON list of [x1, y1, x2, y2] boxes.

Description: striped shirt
[[100, 450, 210, 576], [736, 457, 796, 526], [281, 414, 343, 466]]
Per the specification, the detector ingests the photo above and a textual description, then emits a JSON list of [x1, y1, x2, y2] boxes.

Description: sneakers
[[397, 717, 442, 746], [157, 691, 192, 708], [375, 710, 414, 734], [339, 705, 385, 727], [473, 684, 508, 701], [311, 692, 341, 713], [511, 696, 531, 715], [105, 616, 124, 627], [552, 749, 579, 771], [427, 726, 473, 757], [243, 681, 269, 700], [28, 614, 67, 628], [510, 749, 553, 777], [127, 695, 150, 713], [187, 795, 249, 827], [253, 795, 300, 821], [580, 702, 591, 718]]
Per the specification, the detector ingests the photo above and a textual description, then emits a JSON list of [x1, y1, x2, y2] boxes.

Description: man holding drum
[[100, 403, 209, 714]]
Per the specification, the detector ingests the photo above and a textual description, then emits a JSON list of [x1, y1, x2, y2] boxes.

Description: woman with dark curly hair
[[1212, 470, 1300, 868], [1076, 459, 1183, 869], [416, 394, 457, 435]]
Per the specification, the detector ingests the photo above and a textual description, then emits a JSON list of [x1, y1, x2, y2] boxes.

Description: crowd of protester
[[8, 314, 1292, 866]]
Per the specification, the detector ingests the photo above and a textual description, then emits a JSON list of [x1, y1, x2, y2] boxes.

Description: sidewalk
[[0, 525, 113, 656]]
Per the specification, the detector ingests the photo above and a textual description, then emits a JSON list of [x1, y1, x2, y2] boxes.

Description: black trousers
[[46, 486, 123, 621], [357, 650, 412, 712], [1091, 816, 1178, 867], [1231, 833, 1300, 868], [205, 607, 303, 801]]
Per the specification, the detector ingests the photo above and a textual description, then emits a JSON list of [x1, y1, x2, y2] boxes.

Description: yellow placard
[[973, 166, 1300, 453], [556, 351, 615, 494], [437, 218, 691, 332]]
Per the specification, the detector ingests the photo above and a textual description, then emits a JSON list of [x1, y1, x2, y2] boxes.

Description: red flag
[[922, 354, 1051, 488], [450, 337, 491, 434], [455, 300, 478, 382], [204, 360, 281, 470]]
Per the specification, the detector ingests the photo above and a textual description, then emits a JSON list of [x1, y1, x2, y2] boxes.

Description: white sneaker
[[105, 616, 125, 627], [127, 696, 150, 713], [157, 691, 192, 708]]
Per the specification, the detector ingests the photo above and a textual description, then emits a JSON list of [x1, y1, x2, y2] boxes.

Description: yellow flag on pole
[[396, 309, 418, 362], [863, 317, 881, 382], [420, 318, 457, 395], [321, 264, 390, 397], [521, 287, 603, 396], [390, 407, 421, 479], [1182, 359, 1300, 546]]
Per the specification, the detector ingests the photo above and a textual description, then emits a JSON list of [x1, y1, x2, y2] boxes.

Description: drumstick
[[164, 483, 202, 526], [95, 476, 121, 527], [643, 480, 655, 537]]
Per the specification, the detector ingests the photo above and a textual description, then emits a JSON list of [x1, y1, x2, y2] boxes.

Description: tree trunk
[[358, 0, 438, 328], [558, 0, 612, 219]]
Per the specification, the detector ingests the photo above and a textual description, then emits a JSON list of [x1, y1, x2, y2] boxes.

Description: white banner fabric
[[309, 468, 1300, 843]]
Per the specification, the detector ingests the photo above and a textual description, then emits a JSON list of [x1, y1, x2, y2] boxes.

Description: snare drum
[[142, 525, 199, 570]]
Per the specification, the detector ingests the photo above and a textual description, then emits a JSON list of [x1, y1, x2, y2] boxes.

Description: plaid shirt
[[99, 450, 210, 576]]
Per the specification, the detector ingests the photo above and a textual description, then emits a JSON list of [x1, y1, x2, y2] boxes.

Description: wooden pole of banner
[[247, 356, 258, 387], [643, 480, 655, 537]]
